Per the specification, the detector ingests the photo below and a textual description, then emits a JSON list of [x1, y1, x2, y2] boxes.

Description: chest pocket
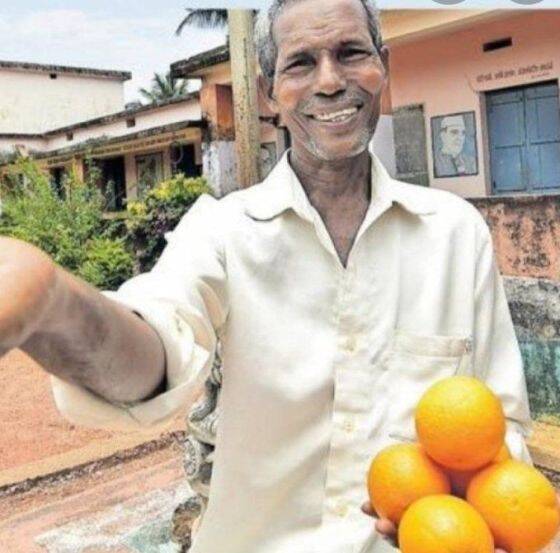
[[383, 330, 472, 442]]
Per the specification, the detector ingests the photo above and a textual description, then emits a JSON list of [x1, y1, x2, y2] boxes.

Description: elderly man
[[0, 0, 530, 551]]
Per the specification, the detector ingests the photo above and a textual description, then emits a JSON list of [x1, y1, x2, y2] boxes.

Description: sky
[[0, 1, 229, 103], [2, 0, 558, 103]]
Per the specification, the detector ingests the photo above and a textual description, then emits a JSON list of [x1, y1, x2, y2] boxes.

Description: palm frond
[[176, 79, 189, 95], [138, 88, 156, 103], [138, 72, 193, 104], [175, 9, 228, 35], [154, 73, 169, 94]]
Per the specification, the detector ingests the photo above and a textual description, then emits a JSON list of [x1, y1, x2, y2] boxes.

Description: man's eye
[[341, 49, 369, 61], [286, 59, 312, 71]]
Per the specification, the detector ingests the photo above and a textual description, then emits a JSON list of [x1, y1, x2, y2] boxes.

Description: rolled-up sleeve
[[472, 220, 533, 463], [50, 193, 228, 432]]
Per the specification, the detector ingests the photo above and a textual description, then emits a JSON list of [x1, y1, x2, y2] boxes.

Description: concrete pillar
[[200, 83, 238, 197], [70, 155, 84, 182], [228, 9, 261, 188], [124, 153, 138, 201], [162, 148, 172, 180]]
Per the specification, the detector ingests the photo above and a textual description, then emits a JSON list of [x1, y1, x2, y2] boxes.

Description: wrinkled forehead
[[273, 0, 373, 58]]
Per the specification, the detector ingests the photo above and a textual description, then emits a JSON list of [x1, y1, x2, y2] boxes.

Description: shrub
[[126, 173, 211, 272], [0, 157, 134, 289], [78, 237, 135, 290]]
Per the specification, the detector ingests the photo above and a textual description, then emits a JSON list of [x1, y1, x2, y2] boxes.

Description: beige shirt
[[50, 149, 532, 553]]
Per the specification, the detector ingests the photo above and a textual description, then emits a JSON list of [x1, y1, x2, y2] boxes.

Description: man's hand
[[360, 500, 508, 552], [0, 237, 58, 357], [360, 501, 398, 547]]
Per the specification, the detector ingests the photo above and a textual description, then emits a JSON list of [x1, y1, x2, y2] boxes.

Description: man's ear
[[258, 73, 278, 114], [379, 45, 390, 76]]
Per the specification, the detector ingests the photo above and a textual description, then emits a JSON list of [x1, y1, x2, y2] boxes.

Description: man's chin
[[308, 139, 370, 162]]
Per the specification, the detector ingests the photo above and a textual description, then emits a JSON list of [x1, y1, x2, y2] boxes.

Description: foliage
[[77, 237, 135, 290], [175, 9, 229, 35], [175, 8, 257, 40], [138, 71, 191, 104], [0, 157, 134, 290], [126, 173, 211, 272], [0, 150, 18, 166]]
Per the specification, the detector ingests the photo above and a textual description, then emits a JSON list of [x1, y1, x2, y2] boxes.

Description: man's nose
[[315, 54, 347, 96]]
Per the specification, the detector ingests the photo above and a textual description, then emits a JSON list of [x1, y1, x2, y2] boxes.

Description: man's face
[[264, 0, 388, 162], [440, 124, 466, 156]]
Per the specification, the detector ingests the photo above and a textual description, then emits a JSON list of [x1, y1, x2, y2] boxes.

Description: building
[[0, 61, 203, 210], [0, 60, 130, 134], [3, 10, 560, 218], [14, 95, 203, 210], [387, 9, 560, 198]]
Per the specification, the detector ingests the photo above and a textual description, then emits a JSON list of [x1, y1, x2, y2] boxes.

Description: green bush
[[126, 173, 211, 272], [0, 157, 134, 290], [78, 237, 135, 290]]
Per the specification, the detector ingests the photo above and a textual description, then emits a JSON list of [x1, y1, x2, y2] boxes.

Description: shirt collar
[[244, 147, 436, 221]]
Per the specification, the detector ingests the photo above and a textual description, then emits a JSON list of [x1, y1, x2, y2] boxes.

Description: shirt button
[[343, 335, 357, 352], [341, 417, 355, 433]]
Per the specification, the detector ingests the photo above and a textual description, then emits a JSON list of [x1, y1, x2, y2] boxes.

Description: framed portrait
[[431, 111, 478, 178]]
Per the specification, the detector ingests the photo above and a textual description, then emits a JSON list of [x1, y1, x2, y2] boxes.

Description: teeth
[[313, 107, 358, 122]]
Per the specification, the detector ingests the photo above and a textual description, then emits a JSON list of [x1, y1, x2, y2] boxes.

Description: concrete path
[[0, 445, 190, 553]]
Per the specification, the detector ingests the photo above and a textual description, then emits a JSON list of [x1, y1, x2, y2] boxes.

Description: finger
[[361, 501, 375, 516], [495, 550, 509, 553], [375, 517, 397, 536]]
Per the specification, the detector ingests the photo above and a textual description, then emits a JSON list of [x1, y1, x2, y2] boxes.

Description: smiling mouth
[[307, 105, 363, 123]]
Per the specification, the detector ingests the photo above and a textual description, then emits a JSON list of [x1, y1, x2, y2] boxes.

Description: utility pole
[[227, 9, 261, 188]]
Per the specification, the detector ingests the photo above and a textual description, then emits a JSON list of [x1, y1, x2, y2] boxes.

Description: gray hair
[[254, 0, 383, 85]]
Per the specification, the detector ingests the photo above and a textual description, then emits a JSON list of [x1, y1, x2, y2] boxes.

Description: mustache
[[298, 90, 370, 114]]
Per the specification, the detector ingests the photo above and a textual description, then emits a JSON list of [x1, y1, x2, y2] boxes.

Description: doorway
[[170, 143, 202, 178], [89, 157, 126, 211], [486, 80, 560, 194]]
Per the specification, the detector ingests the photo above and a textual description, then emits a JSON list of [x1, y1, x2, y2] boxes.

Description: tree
[[138, 71, 191, 104], [175, 9, 228, 35]]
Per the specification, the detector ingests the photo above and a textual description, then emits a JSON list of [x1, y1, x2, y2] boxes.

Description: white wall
[[0, 69, 125, 134], [0, 136, 46, 154], [370, 114, 396, 178], [45, 99, 201, 151]]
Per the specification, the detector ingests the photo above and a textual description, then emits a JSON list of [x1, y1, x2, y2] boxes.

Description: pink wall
[[389, 11, 560, 198], [470, 194, 560, 280]]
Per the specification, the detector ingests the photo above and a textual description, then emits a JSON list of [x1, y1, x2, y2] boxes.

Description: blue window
[[486, 80, 560, 194]]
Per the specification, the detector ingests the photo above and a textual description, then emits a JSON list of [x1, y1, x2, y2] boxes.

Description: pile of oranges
[[367, 376, 560, 553]]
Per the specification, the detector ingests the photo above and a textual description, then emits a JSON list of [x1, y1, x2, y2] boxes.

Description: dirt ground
[[0, 350, 115, 471], [0, 349, 184, 487]]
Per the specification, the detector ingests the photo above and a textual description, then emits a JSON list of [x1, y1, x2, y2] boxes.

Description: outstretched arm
[[0, 237, 166, 403]]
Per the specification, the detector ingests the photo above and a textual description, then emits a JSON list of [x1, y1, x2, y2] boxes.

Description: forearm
[[21, 266, 166, 404]]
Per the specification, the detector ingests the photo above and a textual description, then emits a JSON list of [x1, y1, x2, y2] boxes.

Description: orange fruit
[[415, 376, 505, 470], [399, 495, 494, 553], [448, 444, 511, 497], [367, 443, 450, 524], [467, 459, 560, 553]]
